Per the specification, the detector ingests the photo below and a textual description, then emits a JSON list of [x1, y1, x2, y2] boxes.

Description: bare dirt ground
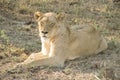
[[0, 0, 120, 80]]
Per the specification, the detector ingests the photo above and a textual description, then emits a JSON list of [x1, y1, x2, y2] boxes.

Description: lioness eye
[[40, 22, 44, 26], [50, 23, 55, 27]]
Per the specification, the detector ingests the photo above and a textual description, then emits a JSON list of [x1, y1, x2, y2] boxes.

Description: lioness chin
[[15, 11, 108, 68]]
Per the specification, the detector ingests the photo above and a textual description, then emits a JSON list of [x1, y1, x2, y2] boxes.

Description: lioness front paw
[[14, 63, 25, 69]]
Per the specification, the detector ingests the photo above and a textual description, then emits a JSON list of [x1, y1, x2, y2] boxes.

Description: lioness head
[[34, 11, 65, 38]]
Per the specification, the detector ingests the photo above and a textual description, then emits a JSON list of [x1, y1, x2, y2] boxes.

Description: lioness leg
[[15, 53, 65, 68], [23, 52, 46, 64], [15, 52, 46, 68], [25, 56, 65, 67]]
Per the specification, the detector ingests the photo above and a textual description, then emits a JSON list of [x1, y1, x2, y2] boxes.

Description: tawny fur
[[16, 11, 108, 68]]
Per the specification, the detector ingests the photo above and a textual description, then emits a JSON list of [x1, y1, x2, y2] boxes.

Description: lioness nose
[[41, 31, 48, 34]]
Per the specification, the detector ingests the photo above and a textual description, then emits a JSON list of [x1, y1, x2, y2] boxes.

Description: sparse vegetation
[[0, 0, 120, 80]]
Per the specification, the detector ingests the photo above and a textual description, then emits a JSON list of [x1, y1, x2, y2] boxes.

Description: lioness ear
[[34, 11, 43, 21], [56, 13, 65, 21]]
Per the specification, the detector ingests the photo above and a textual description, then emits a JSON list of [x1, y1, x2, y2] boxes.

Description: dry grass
[[0, 0, 120, 80]]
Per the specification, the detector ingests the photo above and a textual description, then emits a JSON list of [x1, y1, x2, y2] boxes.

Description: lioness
[[16, 11, 108, 68]]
